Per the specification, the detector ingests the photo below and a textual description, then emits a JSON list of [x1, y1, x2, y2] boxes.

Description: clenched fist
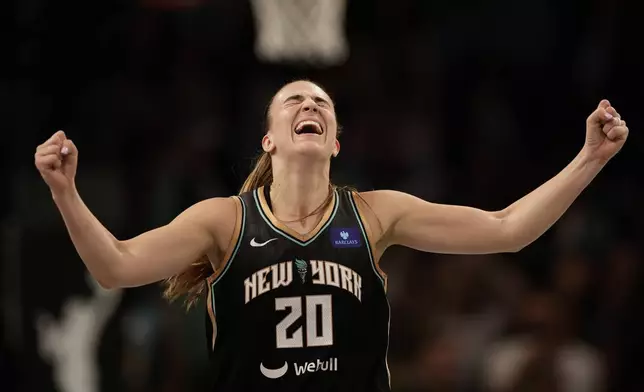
[[584, 99, 629, 165], [34, 130, 78, 195]]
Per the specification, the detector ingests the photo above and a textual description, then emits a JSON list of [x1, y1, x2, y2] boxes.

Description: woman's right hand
[[34, 130, 78, 196]]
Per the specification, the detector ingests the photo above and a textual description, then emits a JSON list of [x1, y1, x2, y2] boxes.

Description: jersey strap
[[205, 195, 247, 349]]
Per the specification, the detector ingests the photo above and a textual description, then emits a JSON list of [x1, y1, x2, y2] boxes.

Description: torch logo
[[295, 258, 308, 283]]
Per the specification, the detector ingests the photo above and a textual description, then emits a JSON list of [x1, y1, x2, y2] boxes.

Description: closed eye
[[283, 94, 332, 108], [284, 94, 305, 105], [314, 97, 330, 107]]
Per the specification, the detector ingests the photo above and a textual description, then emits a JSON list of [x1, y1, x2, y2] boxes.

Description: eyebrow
[[283, 94, 332, 106]]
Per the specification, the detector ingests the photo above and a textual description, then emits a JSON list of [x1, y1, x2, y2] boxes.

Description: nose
[[301, 98, 319, 113]]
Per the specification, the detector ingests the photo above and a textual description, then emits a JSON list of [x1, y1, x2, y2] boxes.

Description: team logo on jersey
[[244, 259, 363, 303], [330, 227, 361, 248], [295, 258, 308, 283]]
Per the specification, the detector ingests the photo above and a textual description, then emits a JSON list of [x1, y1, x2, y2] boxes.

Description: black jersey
[[205, 186, 391, 392]]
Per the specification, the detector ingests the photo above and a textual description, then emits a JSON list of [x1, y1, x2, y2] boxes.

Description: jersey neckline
[[253, 186, 339, 246]]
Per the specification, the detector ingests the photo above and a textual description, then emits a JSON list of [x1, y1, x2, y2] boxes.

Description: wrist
[[577, 147, 606, 173], [51, 184, 79, 206]]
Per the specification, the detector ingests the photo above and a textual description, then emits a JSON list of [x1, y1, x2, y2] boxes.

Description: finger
[[606, 107, 622, 126], [602, 121, 616, 136], [49, 130, 67, 145], [589, 107, 614, 124], [606, 106, 619, 118], [606, 126, 628, 141], [598, 99, 610, 109], [61, 139, 77, 157], [35, 144, 62, 157], [38, 130, 66, 149], [36, 154, 62, 170]]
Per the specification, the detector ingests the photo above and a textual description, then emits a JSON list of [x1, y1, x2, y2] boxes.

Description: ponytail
[[163, 151, 274, 310], [240, 151, 273, 193]]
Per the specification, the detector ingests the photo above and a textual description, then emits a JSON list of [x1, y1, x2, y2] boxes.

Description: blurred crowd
[[4, 0, 643, 391]]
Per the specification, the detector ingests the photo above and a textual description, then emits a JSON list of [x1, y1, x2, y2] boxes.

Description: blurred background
[[4, 0, 643, 391]]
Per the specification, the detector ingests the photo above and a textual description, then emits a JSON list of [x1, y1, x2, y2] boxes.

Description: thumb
[[597, 99, 610, 109], [588, 106, 613, 126]]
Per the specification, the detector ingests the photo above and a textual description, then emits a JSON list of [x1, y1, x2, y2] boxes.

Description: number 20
[[275, 295, 333, 348]]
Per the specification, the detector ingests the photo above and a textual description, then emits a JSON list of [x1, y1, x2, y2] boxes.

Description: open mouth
[[294, 120, 324, 135]]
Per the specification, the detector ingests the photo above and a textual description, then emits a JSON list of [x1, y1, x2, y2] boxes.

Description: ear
[[332, 139, 341, 158], [262, 134, 275, 153]]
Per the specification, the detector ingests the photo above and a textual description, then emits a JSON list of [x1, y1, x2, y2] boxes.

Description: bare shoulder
[[181, 196, 240, 256], [189, 196, 238, 212], [357, 190, 411, 226], [181, 197, 238, 226], [357, 189, 407, 209], [352, 190, 412, 256], [191, 195, 238, 225]]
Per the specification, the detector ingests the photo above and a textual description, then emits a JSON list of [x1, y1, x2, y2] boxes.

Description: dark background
[[3, 0, 643, 391]]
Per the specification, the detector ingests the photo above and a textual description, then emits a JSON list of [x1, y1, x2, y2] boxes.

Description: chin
[[290, 142, 330, 161]]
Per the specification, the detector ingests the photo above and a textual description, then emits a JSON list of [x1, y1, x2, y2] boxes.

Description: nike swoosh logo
[[260, 362, 288, 379], [250, 238, 278, 247]]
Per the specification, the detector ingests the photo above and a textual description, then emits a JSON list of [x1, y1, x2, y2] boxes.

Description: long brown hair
[[162, 150, 275, 310], [163, 81, 341, 310]]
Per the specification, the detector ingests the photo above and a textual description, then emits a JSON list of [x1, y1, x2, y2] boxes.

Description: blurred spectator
[[483, 291, 604, 392]]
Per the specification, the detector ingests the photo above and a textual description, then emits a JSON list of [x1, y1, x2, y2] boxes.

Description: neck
[[269, 157, 331, 221]]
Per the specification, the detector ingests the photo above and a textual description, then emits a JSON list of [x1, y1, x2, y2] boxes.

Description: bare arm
[[362, 97, 630, 256], [53, 190, 236, 288], [361, 149, 603, 255]]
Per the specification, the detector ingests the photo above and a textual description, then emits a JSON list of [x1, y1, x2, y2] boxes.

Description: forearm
[[53, 189, 124, 286], [500, 149, 603, 249]]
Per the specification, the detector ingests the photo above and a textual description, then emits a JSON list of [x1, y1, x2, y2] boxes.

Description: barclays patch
[[330, 227, 361, 248]]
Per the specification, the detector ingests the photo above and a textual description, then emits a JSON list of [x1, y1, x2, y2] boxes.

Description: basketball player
[[34, 81, 628, 391]]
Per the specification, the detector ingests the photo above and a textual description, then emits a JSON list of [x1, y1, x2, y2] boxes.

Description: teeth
[[295, 120, 322, 134]]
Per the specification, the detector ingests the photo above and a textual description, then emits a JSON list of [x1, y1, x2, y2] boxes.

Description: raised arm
[[35, 131, 236, 289], [359, 99, 629, 256], [55, 193, 235, 288]]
